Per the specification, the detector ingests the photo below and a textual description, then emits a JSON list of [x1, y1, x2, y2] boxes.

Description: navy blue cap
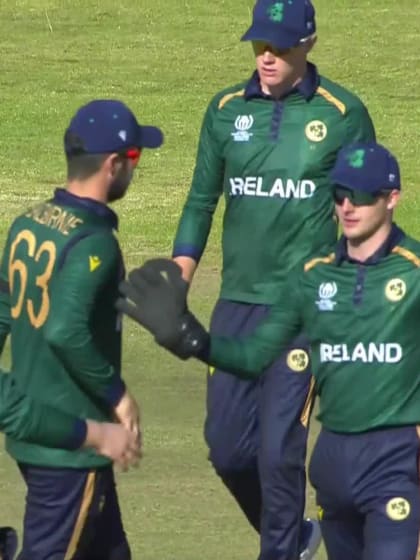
[[241, 0, 316, 50], [64, 99, 163, 155], [330, 142, 401, 193]]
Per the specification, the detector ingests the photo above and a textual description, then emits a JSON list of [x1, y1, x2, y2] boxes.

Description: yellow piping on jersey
[[316, 86, 346, 115], [304, 253, 335, 272], [218, 89, 245, 110], [392, 246, 420, 267], [300, 376, 316, 428]]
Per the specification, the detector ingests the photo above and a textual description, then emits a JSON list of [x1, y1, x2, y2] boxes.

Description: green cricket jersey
[[207, 225, 420, 432], [173, 63, 375, 304], [0, 368, 86, 449], [0, 188, 126, 468]]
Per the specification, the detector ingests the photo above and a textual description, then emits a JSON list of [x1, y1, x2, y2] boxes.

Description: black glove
[[116, 258, 209, 360]]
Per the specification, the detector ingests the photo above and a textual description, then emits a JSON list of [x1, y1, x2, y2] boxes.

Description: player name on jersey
[[229, 177, 316, 199], [26, 203, 84, 236], [319, 342, 402, 364]]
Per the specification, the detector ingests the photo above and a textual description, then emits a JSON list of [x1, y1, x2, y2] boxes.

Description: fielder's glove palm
[[116, 259, 209, 360]]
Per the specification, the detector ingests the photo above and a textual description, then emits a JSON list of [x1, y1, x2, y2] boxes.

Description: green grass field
[[0, 1, 419, 558]]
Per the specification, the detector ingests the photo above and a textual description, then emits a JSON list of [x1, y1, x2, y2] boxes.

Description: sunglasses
[[252, 35, 314, 57], [252, 41, 293, 56], [333, 186, 389, 207], [120, 147, 142, 167]]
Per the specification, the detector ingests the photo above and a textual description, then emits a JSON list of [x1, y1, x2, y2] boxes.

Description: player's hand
[[113, 390, 141, 440], [84, 420, 141, 470], [115, 258, 209, 360], [117, 258, 188, 337]]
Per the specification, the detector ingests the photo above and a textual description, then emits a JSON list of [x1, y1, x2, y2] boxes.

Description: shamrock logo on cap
[[346, 149, 366, 169], [268, 2, 285, 22]]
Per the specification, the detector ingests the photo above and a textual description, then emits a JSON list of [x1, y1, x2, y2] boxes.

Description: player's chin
[[344, 226, 373, 244], [340, 223, 359, 239]]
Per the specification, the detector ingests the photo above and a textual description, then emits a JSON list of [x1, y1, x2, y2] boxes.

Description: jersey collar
[[335, 223, 406, 266], [244, 62, 320, 101], [52, 188, 119, 230]]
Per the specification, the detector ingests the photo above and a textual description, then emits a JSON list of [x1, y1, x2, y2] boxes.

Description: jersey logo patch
[[385, 278, 406, 302], [89, 255, 101, 272], [231, 115, 254, 142], [305, 120, 327, 142], [386, 497, 410, 521], [315, 282, 337, 311], [287, 349, 309, 372]]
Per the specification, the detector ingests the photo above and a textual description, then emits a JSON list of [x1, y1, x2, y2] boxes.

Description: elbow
[[44, 321, 72, 353]]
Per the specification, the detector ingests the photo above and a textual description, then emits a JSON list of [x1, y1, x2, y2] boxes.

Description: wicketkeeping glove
[[116, 258, 210, 360]]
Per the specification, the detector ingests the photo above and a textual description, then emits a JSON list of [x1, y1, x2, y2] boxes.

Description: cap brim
[[138, 126, 164, 149], [241, 24, 299, 50]]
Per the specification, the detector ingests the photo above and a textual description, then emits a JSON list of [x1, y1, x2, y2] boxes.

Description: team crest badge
[[386, 497, 410, 521], [305, 120, 327, 142], [385, 278, 406, 302], [287, 349, 309, 372]]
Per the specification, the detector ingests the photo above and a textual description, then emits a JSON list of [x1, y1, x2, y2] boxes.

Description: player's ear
[[302, 34, 317, 54], [386, 189, 400, 210], [106, 153, 122, 178]]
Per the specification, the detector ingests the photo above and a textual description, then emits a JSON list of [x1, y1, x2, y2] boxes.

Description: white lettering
[[256, 177, 268, 197], [341, 344, 350, 362], [386, 343, 402, 363], [331, 344, 343, 362], [320, 343, 332, 362], [368, 342, 384, 362], [229, 177, 316, 199], [300, 180, 317, 199], [352, 342, 368, 363], [285, 178, 300, 198], [269, 179, 285, 197], [229, 177, 243, 196], [319, 343, 403, 364]]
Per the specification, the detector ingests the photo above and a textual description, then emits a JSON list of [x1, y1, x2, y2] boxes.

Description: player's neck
[[66, 179, 108, 204], [346, 222, 393, 262]]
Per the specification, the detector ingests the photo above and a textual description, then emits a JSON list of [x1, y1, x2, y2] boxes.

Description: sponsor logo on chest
[[231, 115, 254, 142], [316, 282, 337, 311], [229, 177, 316, 199]]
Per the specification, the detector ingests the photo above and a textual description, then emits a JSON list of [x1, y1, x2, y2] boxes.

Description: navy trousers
[[17, 464, 130, 560], [205, 299, 314, 560], [309, 426, 420, 560]]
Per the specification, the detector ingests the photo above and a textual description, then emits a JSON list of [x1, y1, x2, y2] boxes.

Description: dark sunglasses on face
[[252, 41, 292, 56], [333, 186, 390, 207], [252, 35, 313, 57]]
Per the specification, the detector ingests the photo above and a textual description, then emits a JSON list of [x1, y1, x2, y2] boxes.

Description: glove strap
[[156, 311, 210, 360]]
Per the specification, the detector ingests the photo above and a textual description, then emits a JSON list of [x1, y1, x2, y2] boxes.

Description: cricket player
[[119, 141, 419, 560], [0, 99, 163, 559], [0, 370, 140, 560], [171, 0, 375, 557]]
